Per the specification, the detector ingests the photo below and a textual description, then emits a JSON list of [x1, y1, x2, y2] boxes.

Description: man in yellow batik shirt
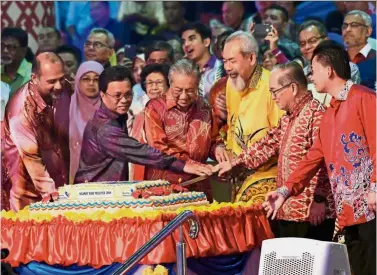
[[222, 31, 284, 203]]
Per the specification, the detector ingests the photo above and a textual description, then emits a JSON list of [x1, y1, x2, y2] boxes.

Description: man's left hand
[[215, 146, 231, 163], [367, 191, 376, 212], [308, 201, 326, 226]]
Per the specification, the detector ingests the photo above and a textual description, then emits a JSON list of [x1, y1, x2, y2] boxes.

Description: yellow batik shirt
[[226, 65, 285, 202]]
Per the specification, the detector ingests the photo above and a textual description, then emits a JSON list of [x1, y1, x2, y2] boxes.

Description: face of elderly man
[[342, 13, 372, 48], [169, 71, 198, 112], [223, 38, 257, 91]]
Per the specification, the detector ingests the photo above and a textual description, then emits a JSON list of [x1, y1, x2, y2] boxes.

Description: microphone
[[1, 248, 9, 259]]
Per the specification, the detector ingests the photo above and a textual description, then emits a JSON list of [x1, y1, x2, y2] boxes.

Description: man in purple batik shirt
[[74, 66, 214, 183]]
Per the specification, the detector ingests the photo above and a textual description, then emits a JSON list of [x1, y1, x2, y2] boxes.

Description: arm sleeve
[[271, 48, 290, 64], [237, 119, 282, 169], [98, 124, 185, 173], [284, 126, 325, 197], [359, 90, 376, 190], [9, 117, 56, 197]]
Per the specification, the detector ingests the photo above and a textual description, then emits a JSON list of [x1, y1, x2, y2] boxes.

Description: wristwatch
[[313, 195, 326, 203]]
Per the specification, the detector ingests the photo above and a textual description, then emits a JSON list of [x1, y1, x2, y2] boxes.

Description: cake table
[[1, 201, 273, 274]]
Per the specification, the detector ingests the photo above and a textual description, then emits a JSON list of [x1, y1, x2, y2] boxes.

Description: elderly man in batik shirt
[[222, 31, 284, 203], [144, 59, 229, 201], [3, 52, 71, 211], [217, 62, 336, 241]]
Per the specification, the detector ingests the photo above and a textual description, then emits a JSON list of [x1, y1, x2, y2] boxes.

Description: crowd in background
[[1, 2, 376, 274]]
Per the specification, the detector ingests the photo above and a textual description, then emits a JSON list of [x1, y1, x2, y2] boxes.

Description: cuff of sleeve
[[276, 186, 290, 199], [170, 159, 186, 173], [369, 182, 377, 193]]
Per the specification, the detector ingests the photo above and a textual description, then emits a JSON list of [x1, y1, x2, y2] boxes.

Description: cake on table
[[29, 180, 209, 215]]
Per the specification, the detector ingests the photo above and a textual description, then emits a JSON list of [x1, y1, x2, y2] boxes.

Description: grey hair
[[168, 59, 201, 85], [272, 61, 308, 89], [88, 28, 115, 48], [345, 10, 372, 27], [225, 30, 259, 56]]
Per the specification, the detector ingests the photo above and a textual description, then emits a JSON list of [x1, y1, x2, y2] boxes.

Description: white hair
[[346, 10, 372, 27], [225, 30, 259, 56], [168, 59, 201, 85], [88, 28, 115, 48]]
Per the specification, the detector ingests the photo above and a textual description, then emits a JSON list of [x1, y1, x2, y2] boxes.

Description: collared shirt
[[75, 103, 185, 184], [226, 65, 285, 200], [143, 93, 222, 187], [237, 93, 336, 221], [304, 63, 361, 107], [198, 55, 224, 100], [351, 43, 376, 64], [3, 82, 71, 211], [283, 81, 376, 228], [1, 59, 32, 97]]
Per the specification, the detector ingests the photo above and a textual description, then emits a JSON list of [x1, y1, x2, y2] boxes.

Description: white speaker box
[[258, 238, 351, 275]]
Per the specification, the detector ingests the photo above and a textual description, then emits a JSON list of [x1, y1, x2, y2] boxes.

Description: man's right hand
[[264, 25, 279, 52], [183, 163, 214, 177], [262, 191, 285, 219]]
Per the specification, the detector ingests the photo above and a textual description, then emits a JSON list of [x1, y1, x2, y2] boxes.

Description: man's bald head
[[32, 52, 64, 76], [31, 52, 66, 98]]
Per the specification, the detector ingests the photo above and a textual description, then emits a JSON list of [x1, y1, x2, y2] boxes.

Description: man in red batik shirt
[[263, 41, 376, 275], [144, 59, 229, 201], [3, 52, 71, 211], [216, 61, 336, 241]]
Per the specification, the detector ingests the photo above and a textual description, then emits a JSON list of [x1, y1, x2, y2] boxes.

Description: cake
[[29, 180, 209, 215]]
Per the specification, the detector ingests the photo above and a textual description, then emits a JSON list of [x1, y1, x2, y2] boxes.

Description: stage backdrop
[[1, 1, 55, 53]]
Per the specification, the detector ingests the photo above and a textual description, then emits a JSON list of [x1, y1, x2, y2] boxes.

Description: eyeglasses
[[299, 36, 325, 48], [81, 77, 99, 84], [84, 41, 109, 49], [269, 82, 295, 97], [1, 43, 20, 52], [145, 80, 165, 88], [342, 22, 368, 30], [105, 92, 134, 102]]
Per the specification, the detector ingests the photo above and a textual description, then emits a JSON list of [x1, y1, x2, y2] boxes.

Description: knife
[[180, 175, 211, 187]]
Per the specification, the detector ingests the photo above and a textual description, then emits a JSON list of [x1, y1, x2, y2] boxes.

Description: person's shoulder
[[145, 96, 166, 110], [350, 84, 376, 98]]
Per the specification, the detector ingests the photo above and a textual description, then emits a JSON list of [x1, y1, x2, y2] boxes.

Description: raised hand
[[264, 25, 279, 51]]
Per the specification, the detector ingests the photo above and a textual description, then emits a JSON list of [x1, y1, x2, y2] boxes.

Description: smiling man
[[75, 66, 215, 184], [181, 22, 224, 100], [222, 31, 284, 203], [216, 62, 336, 241], [143, 59, 229, 200], [3, 52, 71, 211]]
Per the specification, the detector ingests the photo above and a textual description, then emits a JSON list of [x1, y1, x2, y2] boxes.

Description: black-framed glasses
[[84, 41, 109, 49], [105, 92, 134, 102], [342, 22, 368, 30], [270, 82, 295, 97], [299, 36, 326, 48]]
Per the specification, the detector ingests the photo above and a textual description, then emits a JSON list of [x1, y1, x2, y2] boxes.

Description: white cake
[[29, 180, 209, 215]]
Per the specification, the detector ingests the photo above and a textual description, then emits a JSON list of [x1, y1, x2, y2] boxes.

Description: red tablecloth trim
[[1, 204, 273, 268]]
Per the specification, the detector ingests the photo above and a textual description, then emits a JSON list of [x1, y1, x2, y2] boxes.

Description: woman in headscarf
[[69, 61, 104, 184]]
